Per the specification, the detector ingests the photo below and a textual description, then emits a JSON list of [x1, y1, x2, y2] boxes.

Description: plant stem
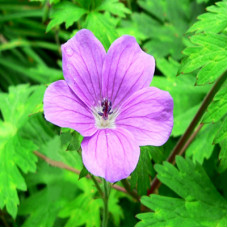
[[175, 123, 204, 161], [102, 179, 109, 227], [121, 179, 140, 202], [148, 71, 227, 194], [91, 175, 104, 198], [168, 72, 226, 163]]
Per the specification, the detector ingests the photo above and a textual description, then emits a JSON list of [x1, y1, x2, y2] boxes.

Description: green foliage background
[[0, 0, 227, 226]]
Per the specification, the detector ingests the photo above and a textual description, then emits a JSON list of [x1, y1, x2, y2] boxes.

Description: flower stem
[[102, 179, 109, 227], [91, 175, 104, 198], [121, 179, 140, 202], [148, 71, 227, 194]]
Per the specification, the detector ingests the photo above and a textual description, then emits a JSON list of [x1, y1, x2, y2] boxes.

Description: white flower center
[[93, 98, 118, 129]]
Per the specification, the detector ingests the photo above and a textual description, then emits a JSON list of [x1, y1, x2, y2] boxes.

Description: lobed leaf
[[134, 0, 197, 59], [179, 33, 227, 85], [19, 163, 81, 227], [96, 0, 131, 18], [179, 0, 227, 85], [189, 0, 227, 34], [213, 116, 227, 144], [136, 156, 227, 227], [84, 12, 118, 50], [46, 1, 87, 32], [218, 139, 227, 173], [130, 146, 154, 195], [0, 85, 45, 218], [203, 81, 227, 123], [186, 122, 220, 164]]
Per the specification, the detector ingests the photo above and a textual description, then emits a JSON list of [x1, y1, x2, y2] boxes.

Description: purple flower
[[43, 29, 173, 183]]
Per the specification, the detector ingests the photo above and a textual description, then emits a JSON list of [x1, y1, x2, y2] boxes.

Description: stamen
[[99, 98, 113, 120], [93, 98, 118, 129]]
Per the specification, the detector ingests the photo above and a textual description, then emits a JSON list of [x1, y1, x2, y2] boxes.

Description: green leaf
[[134, 0, 196, 59], [75, 0, 92, 10], [138, 0, 166, 22], [130, 146, 153, 195], [46, 1, 87, 32], [40, 135, 82, 169], [179, 0, 227, 85], [0, 85, 45, 127], [218, 139, 227, 173], [0, 127, 37, 218], [203, 81, 227, 123], [0, 58, 62, 83], [19, 162, 80, 227], [108, 191, 124, 226], [117, 19, 147, 43], [179, 33, 227, 85], [186, 122, 220, 164], [136, 156, 227, 227], [149, 146, 166, 164], [211, 116, 227, 173], [0, 10, 43, 22], [84, 12, 118, 50], [65, 130, 83, 152], [96, 0, 131, 18], [0, 85, 45, 218], [0, 39, 59, 51], [213, 116, 227, 144], [21, 113, 55, 146], [197, 0, 210, 3], [79, 166, 89, 180], [58, 188, 103, 227], [19, 136, 87, 226], [59, 188, 124, 227], [189, 0, 227, 34]]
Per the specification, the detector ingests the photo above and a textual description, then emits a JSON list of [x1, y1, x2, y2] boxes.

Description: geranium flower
[[43, 29, 173, 183]]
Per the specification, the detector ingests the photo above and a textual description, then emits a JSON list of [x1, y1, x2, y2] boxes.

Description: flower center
[[93, 98, 118, 129], [98, 98, 113, 120]]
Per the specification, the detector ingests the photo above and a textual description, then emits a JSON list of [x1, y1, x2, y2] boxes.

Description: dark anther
[[98, 98, 113, 119]]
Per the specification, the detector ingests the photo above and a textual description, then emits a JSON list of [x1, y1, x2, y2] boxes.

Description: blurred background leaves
[[0, 0, 227, 227]]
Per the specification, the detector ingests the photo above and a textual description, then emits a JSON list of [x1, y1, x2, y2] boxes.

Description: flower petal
[[43, 80, 97, 137], [61, 29, 106, 108], [81, 128, 140, 183], [102, 35, 155, 109], [116, 87, 173, 146]]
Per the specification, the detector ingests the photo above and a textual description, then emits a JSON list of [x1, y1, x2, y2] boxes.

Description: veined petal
[[43, 80, 97, 137], [61, 29, 106, 108], [81, 128, 140, 183], [116, 87, 173, 146], [102, 35, 155, 109]]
